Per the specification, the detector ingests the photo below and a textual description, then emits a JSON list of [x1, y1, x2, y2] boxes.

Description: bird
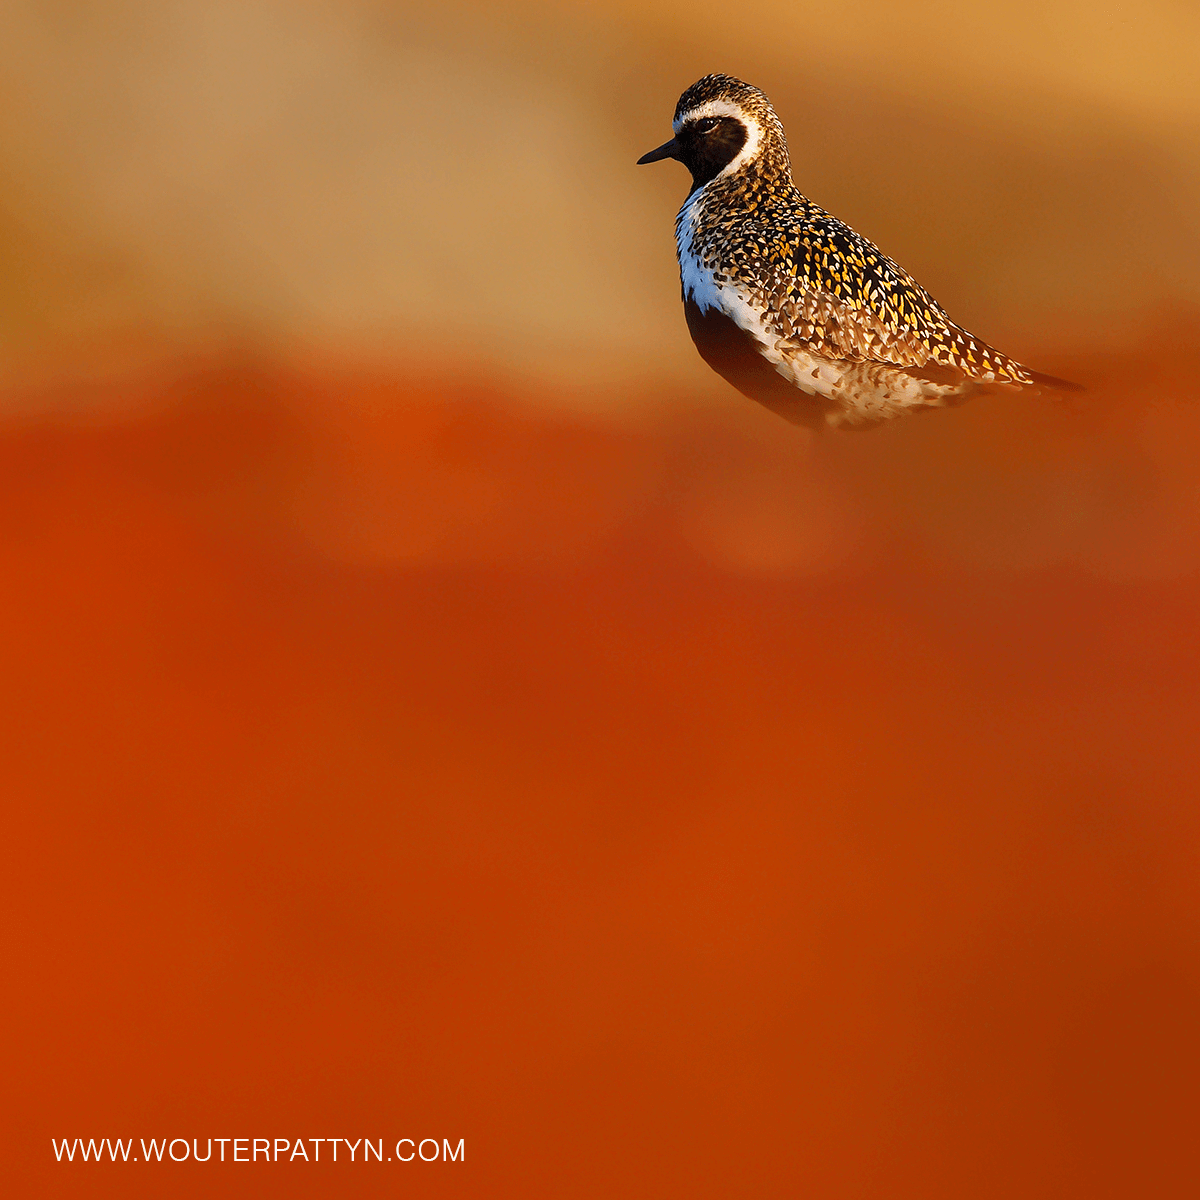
[[637, 74, 1078, 430]]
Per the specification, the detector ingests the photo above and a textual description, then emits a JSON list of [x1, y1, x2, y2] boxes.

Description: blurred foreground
[[5, 326, 1200, 1197]]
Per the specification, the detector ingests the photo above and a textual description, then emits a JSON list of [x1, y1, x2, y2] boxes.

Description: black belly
[[683, 297, 830, 431]]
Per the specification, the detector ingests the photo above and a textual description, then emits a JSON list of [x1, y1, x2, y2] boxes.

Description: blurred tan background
[[2, 0, 1198, 398], [7, 7, 1200, 1200]]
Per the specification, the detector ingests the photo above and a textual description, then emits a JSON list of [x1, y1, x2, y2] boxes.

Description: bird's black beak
[[637, 137, 680, 165]]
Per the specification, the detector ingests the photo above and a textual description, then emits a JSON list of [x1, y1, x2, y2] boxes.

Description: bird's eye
[[693, 118, 719, 134]]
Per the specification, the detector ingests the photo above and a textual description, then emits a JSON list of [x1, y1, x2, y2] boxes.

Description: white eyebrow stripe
[[673, 99, 747, 130]]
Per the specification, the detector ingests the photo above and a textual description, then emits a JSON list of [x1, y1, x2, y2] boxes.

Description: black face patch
[[675, 116, 748, 191]]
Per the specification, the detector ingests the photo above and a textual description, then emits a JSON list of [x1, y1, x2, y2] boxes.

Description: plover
[[638, 74, 1076, 430]]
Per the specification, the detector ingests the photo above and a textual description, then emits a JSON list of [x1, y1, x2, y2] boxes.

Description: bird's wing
[[770, 213, 1032, 385]]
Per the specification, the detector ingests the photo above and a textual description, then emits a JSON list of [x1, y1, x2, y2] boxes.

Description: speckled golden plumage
[[641, 74, 1075, 429]]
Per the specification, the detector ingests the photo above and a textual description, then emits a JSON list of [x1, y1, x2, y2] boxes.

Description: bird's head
[[637, 74, 789, 191]]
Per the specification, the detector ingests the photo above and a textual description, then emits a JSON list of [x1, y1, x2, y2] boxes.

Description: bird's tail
[[1027, 368, 1084, 394]]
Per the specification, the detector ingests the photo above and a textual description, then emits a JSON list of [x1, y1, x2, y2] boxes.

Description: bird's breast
[[676, 200, 778, 357]]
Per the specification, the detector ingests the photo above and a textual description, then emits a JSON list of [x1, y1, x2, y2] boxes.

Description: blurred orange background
[[4, 2, 1200, 1197]]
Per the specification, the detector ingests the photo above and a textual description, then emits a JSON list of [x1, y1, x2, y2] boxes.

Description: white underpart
[[677, 190, 837, 401], [673, 100, 837, 401]]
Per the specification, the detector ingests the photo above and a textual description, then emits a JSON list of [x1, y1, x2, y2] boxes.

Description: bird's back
[[680, 171, 1038, 428]]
